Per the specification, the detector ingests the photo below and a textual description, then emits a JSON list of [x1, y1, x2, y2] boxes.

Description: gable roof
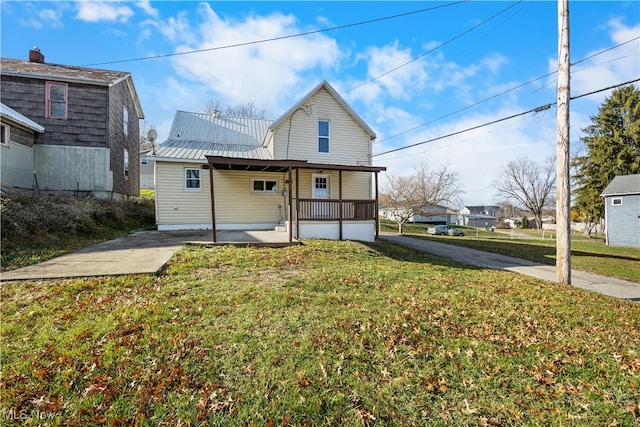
[[0, 102, 45, 133], [154, 111, 272, 162], [0, 57, 144, 119], [269, 80, 376, 141], [601, 174, 640, 197]]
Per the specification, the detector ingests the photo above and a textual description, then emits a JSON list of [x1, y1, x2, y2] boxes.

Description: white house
[[458, 205, 501, 227], [152, 81, 386, 242]]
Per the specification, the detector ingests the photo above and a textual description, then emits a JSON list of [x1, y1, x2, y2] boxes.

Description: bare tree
[[493, 156, 556, 229], [202, 100, 266, 118], [381, 163, 462, 234]]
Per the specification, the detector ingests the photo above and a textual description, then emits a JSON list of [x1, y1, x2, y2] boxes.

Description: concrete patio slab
[[1, 230, 297, 282]]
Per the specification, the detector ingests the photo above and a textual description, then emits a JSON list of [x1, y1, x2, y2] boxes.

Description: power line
[[373, 37, 639, 145], [83, 1, 468, 66], [372, 78, 640, 158], [343, 1, 523, 94]]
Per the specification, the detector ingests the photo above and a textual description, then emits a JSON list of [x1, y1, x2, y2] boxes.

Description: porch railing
[[297, 199, 377, 221]]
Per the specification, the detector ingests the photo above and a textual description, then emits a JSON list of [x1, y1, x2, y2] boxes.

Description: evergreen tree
[[572, 85, 640, 234]]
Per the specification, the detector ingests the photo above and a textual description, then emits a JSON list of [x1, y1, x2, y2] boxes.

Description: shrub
[[1, 192, 155, 255]]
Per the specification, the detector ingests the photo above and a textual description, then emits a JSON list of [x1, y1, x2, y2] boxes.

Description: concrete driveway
[[379, 234, 640, 301], [1, 230, 295, 282]]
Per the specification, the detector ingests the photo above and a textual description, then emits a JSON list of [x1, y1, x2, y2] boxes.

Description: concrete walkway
[[379, 234, 640, 301], [1, 230, 296, 282]]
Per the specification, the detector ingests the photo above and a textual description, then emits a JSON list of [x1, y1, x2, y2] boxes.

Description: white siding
[[33, 145, 110, 191], [1, 141, 34, 189], [293, 170, 370, 199], [272, 87, 372, 165], [156, 161, 288, 229], [155, 161, 212, 227]]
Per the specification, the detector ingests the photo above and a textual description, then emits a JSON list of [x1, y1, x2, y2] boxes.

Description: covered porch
[[205, 156, 386, 243]]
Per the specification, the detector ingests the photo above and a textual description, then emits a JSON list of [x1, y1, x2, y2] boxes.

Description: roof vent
[[29, 47, 45, 63]]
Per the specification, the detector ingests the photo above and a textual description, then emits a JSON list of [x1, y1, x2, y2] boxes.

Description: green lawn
[[380, 220, 640, 283], [2, 240, 639, 426]]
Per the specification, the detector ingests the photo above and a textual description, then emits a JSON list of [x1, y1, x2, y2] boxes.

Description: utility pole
[[556, 0, 571, 284]]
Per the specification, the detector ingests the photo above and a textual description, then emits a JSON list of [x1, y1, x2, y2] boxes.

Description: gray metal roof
[[0, 102, 45, 133], [155, 111, 273, 161], [601, 174, 640, 196]]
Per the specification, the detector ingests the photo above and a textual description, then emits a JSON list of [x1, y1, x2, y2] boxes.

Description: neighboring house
[[153, 80, 386, 242], [0, 48, 144, 200], [1, 103, 45, 189], [601, 174, 640, 248], [379, 204, 457, 224], [458, 205, 501, 227]]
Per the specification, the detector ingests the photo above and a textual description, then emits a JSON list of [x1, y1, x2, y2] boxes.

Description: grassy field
[[2, 240, 639, 426], [380, 221, 640, 283]]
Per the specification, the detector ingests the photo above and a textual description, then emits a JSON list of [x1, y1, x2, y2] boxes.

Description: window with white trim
[[318, 120, 330, 153], [252, 179, 278, 193], [46, 81, 67, 119], [611, 197, 623, 206], [0, 124, 8, 145], [185, 168, 201, 190]]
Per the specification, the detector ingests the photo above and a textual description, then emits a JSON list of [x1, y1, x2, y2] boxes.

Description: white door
[[312, 174, 330, 217]]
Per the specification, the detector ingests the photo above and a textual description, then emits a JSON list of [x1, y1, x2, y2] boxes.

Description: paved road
[[379, 234, 640, 301]]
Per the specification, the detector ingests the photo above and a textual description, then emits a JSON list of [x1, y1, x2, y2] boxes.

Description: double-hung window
[[46, 82, 67, 119], [185, 168, 201, 190], [318, 120, 330, 153]]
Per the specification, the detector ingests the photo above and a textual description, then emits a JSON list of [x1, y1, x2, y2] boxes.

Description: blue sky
[[2, 1, 639, 205]]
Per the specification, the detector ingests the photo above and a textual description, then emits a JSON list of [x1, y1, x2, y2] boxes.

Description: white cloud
[[549, 19, 639, 106], [165, 3, 342, 114], [76, 1, 134, 23], [136, 1, 159, 18]]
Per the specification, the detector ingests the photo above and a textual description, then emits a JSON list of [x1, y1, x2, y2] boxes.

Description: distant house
[[0, 48, 144, 200], [153, 80, 386, 242], [458, 205, 501, 227], [379, 204, 457, 224], [139, 141, 156, 190], [601, 174, 640, 247]]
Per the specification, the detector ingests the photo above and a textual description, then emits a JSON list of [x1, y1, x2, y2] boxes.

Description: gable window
[[45, 82, 67, 119], [611, 197, 623, 206], [318, 120, 330, 153], [140, 157, 148, 165], [252, 179, 278, 193], [124, 148, 129, 177], [185, 168, 201, 190], [123, 106, 129, 135], [0, 124, 8, 145]]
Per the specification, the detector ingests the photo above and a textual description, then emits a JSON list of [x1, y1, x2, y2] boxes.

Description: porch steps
[[275, 221, 288, 233]]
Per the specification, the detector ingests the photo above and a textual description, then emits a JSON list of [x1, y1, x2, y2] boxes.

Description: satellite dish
[[147, 129, 157, 143]]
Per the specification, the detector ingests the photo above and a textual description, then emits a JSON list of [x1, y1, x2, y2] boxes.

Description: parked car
[[427, 225, 465, 236]]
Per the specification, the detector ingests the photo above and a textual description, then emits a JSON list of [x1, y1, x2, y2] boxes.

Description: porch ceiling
[[205, 156, 386, 173]]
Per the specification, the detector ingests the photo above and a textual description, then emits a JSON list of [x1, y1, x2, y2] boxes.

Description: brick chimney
[[29, 47, 45, 63]]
